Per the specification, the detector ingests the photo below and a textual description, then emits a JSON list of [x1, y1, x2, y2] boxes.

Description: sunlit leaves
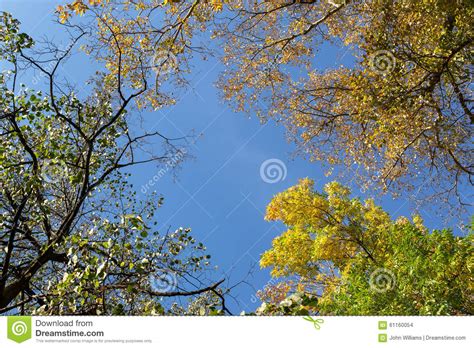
[[54, 0, 224, 110], [0, 13, 217, 315], [259, 179, 473, 315], [216, 0, 474, 208]]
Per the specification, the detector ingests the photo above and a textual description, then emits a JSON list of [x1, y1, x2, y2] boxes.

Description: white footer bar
[[1, 316, 472, 347]]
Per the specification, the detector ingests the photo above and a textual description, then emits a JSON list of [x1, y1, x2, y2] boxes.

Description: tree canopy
[[53, 0, 473, 210], [216, 0, 473, 207], [0, 11, 227, 315], [256, 179, 473, 315], [1, 0, 472, 316]]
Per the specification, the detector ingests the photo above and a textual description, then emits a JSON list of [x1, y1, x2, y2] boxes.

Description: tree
[[53, 0, 474, 205], [52, 1, 473, 209], [0, 12, 228, 315], [215, 0, 473, 208], [256, 178, 473, 315], [55, 0, 225, 111], [10, 0, 471, 315]]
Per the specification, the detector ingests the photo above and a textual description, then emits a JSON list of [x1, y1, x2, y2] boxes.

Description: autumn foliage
[[1, 0, 472, 316], [258, 179, 473, 315]]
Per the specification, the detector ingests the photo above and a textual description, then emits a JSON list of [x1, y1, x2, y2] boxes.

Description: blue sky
[[2, 0, 470, 314]]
